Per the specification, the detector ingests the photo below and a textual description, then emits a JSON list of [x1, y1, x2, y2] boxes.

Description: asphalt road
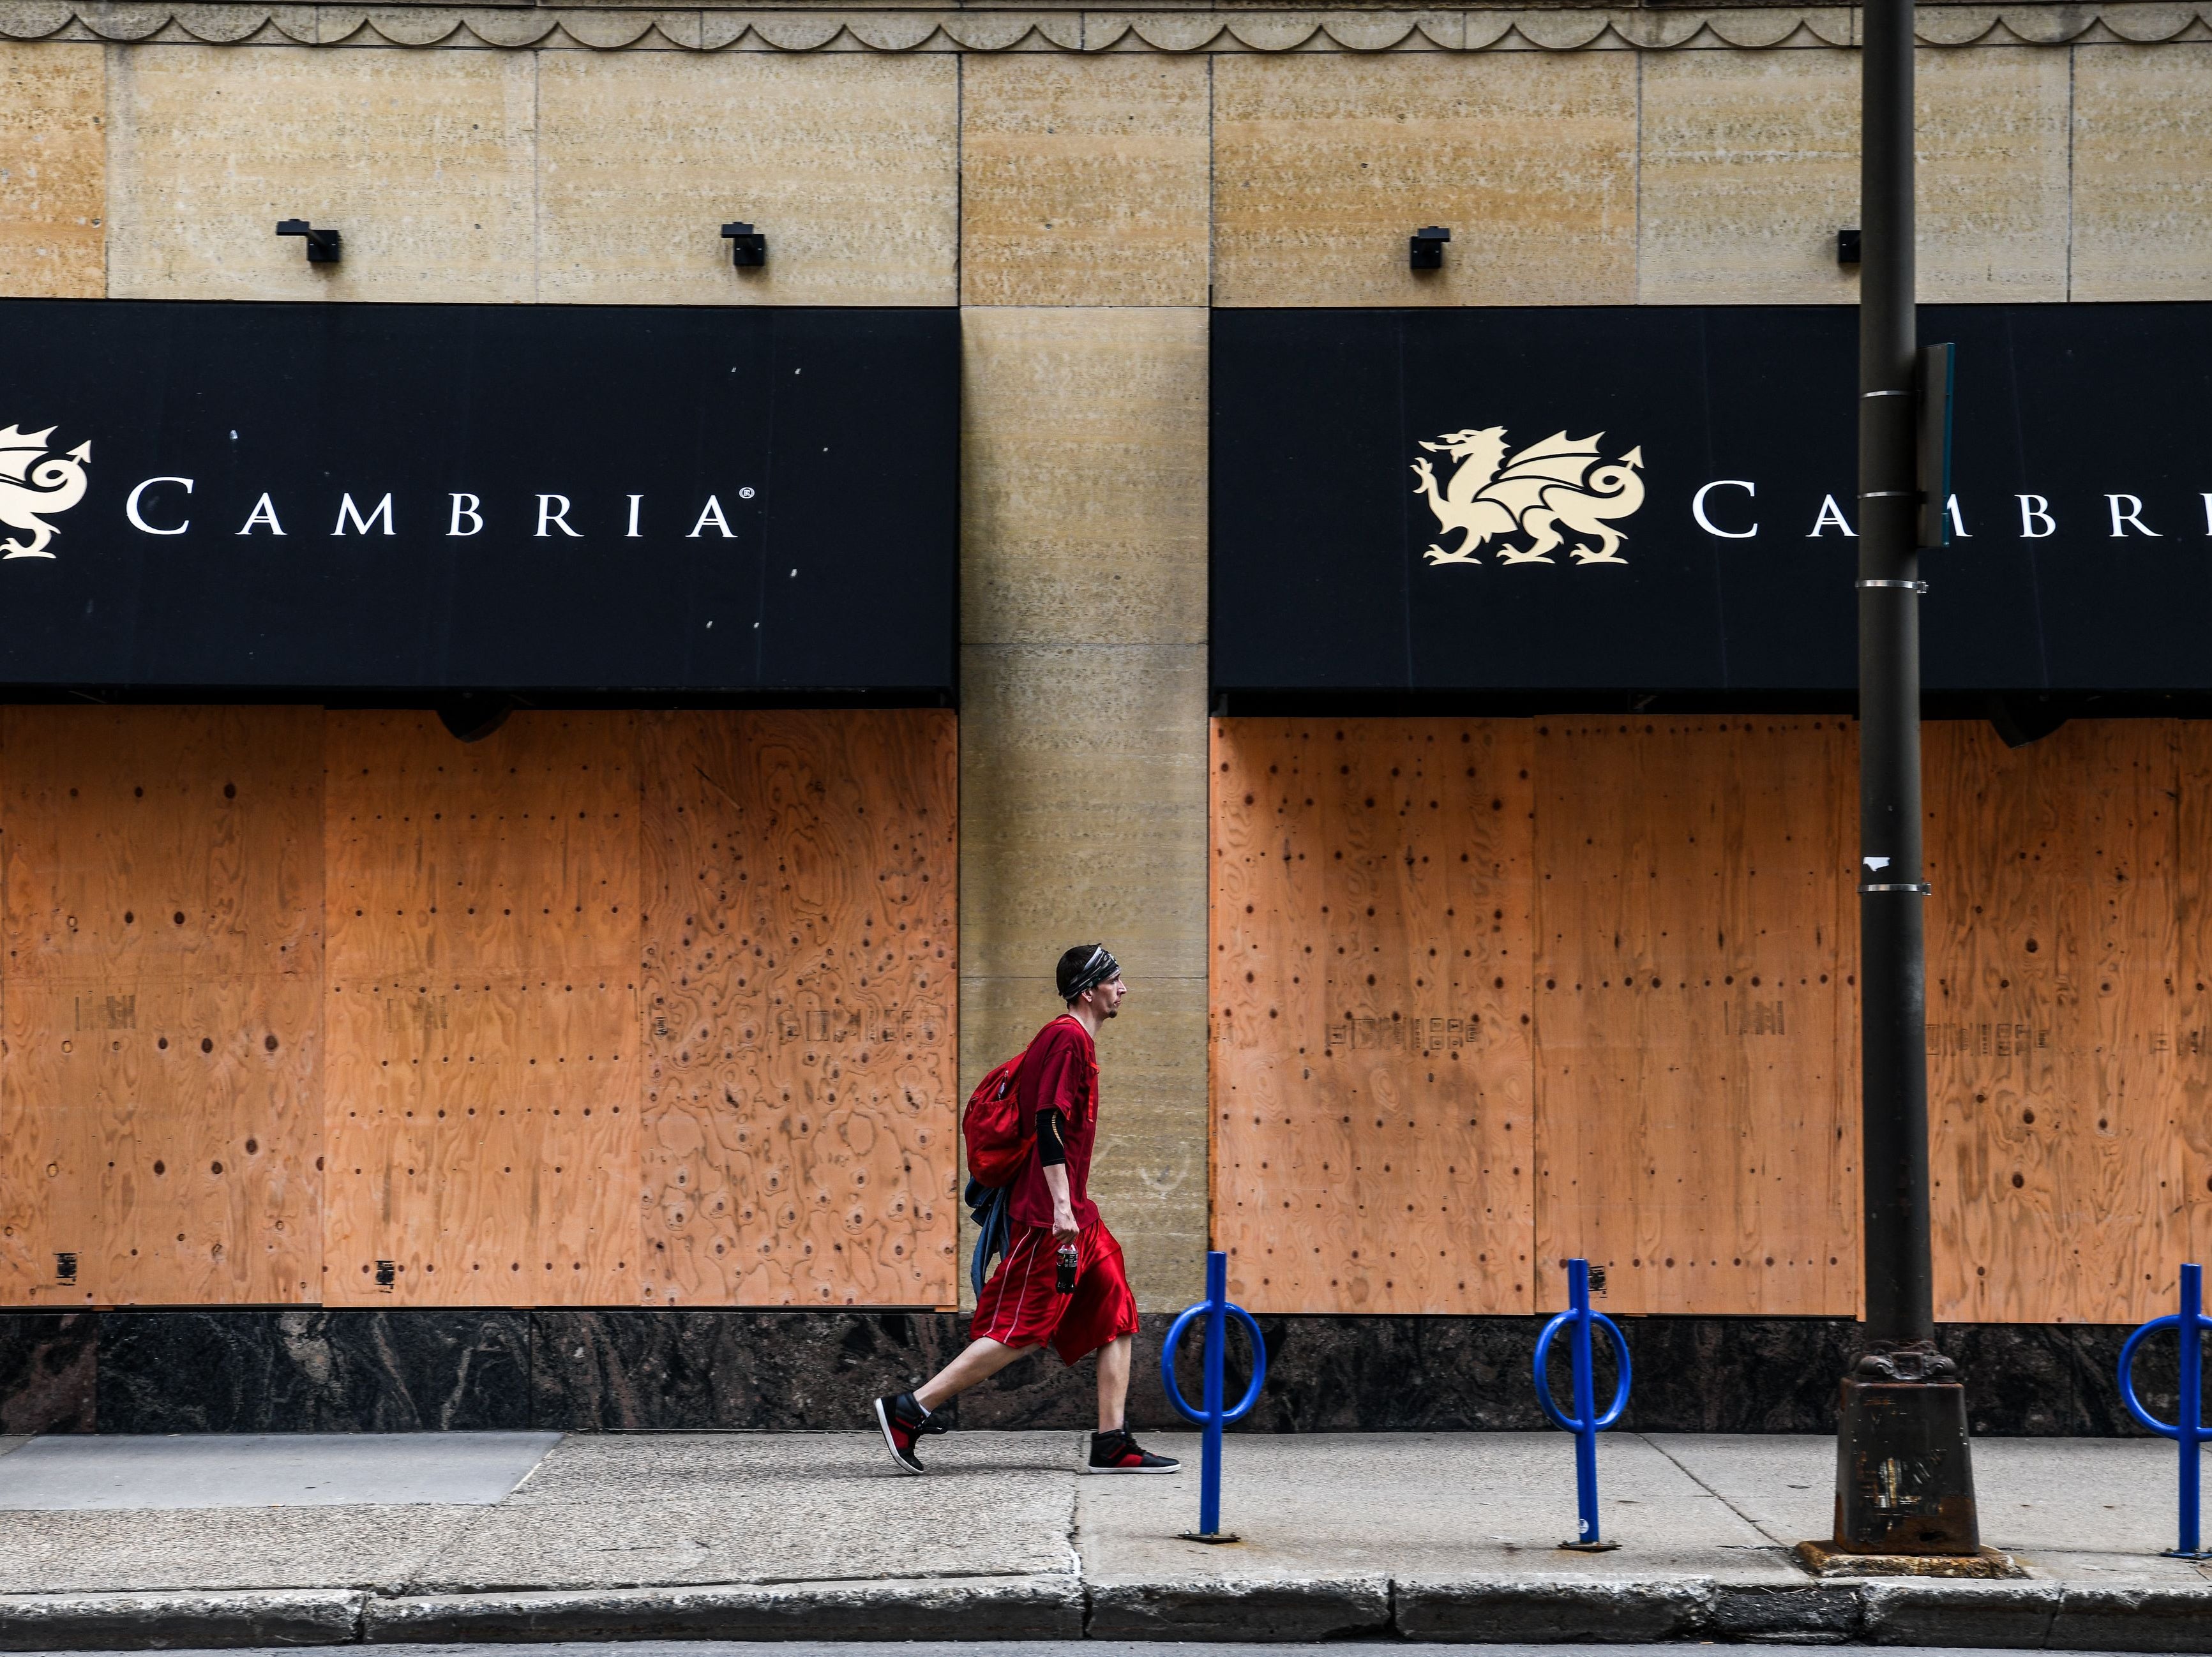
[[13, 1637, 2123, 1646]]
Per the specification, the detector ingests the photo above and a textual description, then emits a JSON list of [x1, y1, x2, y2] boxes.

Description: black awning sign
[[0, 299, 959, 695], [1410, 426, 1645, 566], [1212, 304, 2212, 695], [0, 423, 92, 559], [109, 476, 763, 545]]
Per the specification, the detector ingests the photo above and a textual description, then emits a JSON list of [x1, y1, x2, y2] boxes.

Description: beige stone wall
[[13, 38, 2210, 310], [1637, 47, 2075, 303], [960, 56, 1210, 309], [82, 45, 959, 304], [959, 308, 1211, 1310], [1214, 53, 1640, 307], [0, 42, 105, 296], [0, 28, 2208, 1310]]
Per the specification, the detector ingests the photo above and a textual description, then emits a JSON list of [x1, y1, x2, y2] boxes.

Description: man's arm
[[1042, 1162, 1080, 1247], [1037, 1106, 1080, 1245]]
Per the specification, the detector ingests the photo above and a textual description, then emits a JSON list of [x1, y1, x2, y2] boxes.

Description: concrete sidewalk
[[0, 1431, 2208, 1648]]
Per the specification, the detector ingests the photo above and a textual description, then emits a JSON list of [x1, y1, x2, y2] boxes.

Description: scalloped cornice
[[3, 0, 2208, 48]]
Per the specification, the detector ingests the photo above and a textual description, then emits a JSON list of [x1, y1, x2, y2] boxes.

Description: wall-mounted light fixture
[[1837, 227, 1862, 267], [276, 219, 342, 264], [721, 221, 767, 269], [1410, 226, 1451, 271]]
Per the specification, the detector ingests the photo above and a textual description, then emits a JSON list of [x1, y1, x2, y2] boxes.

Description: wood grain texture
[[639, 710, 959, 1308], [6, 977, 323, 1307], [1529, 717, 1859, 1316], [1211, 716, 1859, 1318], [4, 708, 322, 982], [0, 707, 324, 1307], [1927, 719, 2200, 1323], [1, 707, 960, 1310], [322, 712, 641, 1307], [1210, 720, 1537, 1315], [1213, 714, 2212, 1321]]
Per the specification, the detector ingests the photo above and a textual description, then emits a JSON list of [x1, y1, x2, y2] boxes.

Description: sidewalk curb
[[1086, 1574, 1391, 1641], [1709, 1582, 1863, 1640], [2050, 1585, 2212, 1654], [1, 1572, 2211, 1648], [365, 1575, 1085, 1644], [1860, 1579, 2064, 1648], [0, 1589, 366, 1651], [1399, 1576, 1713, 1642]]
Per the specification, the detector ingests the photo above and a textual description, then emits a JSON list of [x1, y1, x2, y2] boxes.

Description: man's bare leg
[[1094, 1333, 1134, 1432], [914, 1336, 1028, 1412]]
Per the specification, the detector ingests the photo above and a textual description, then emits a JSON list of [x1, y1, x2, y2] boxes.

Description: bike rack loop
[[2118, 1261, 2212, 1558], [1533, 1257, 1633, 1551], [1161, 1248, 1268, 1542]]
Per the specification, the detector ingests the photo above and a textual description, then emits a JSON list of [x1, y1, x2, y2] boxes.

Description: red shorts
[[971, 1219, 1139, 1366]]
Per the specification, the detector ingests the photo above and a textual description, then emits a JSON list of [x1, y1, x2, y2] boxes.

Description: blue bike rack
[[1534, 1257, 1632, 1552], [1161, 1249, 1268, 1542], [2118, 1261, 2212, 1558]]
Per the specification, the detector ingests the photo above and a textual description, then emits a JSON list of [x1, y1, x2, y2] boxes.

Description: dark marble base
[[97, 1310, 529, 1433], [0, 1308, 2190, 1435], [0, 1312, 96, 1432], [529, 1309, 1187, 1432]]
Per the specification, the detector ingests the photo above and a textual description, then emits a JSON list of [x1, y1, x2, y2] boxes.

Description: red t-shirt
[[1009, 1014, 1101, 1230]]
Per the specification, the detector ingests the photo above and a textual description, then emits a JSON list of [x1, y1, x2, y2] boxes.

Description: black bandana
[[1060, 944, 1120, 1002]]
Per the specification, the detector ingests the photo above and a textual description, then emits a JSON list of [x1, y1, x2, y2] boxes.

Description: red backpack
[[962, 1052, 1033, 1188], [965, 1016, 1090, 1188]]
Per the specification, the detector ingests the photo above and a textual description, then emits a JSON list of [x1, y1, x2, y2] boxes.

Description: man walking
[[873, 944, 1180, 1476]]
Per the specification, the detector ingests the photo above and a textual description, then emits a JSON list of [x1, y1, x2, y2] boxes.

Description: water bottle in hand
[[1056, 1243, 1079, 1294]]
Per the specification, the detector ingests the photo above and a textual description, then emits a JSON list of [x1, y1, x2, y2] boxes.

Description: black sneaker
[[873, 1391, 947, 1474], [1085, 1428, 1181, 1474]]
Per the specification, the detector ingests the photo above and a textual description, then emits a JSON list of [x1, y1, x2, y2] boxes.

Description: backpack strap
[[967, 1181, 1012, 1299]]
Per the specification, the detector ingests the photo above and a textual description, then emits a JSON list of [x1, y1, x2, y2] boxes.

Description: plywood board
[[0, 707, 324, 1307], [3, 707, 322, 980], [638, 710, 959, 1308], [1529, 718, 1859, 1316], [1213, 713, 2212, 1322], [1211, 715, 1859, 1318], [322, 712, 640, 1307], [6, 977, 324, 1305], [324, 712, 640, 980], [1927, 718, 2200, 1323], [1210, 720, 1537, 1316]]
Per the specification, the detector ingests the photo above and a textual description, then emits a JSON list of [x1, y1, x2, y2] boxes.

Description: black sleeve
[[1035, 1106, 1067, 1167]]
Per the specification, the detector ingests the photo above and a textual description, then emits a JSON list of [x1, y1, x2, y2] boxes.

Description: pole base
[[2164, 1550, 2212, 1562], [1833, 1353, 1982, 1554], [1795, 1540, 2025, 1578], [1558, 1540, 1621, 1554], [1178, 1532, 1240, 1545]]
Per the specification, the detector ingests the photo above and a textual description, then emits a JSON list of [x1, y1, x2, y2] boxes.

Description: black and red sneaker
[[1085, 1428, 1181, 1474], [873, 1391, 947, 1474]]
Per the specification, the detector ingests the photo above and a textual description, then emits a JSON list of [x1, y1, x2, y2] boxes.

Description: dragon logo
[[1411, 425, 1644, 566], [0, 424, 93, 560]]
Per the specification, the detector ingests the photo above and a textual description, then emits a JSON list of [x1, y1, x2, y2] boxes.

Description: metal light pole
[[1832, 0, 1983, 1557]]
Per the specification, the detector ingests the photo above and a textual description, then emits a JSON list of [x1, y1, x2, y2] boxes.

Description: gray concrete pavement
[[1654, 1433, 2212, 1578], [417, 1435, 1077, 1593], [1079, 1432, 1803, 1585], [0, 1506, 482, 1594], [0, 1432, 2209, 1647], [0, 1434, 559, 1511], [3, 1430, 2209, 1591]]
